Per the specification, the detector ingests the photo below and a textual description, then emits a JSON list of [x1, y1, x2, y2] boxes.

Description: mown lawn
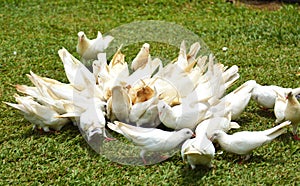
[[0, 0, 299, 185]]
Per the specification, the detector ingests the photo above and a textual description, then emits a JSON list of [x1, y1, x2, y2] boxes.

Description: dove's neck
[[286, 95, 300, 122], [77, 39, 91, 56], [216, 133, 231, 149], [166, 130, 192, 149], [287, 95, 300, 107]]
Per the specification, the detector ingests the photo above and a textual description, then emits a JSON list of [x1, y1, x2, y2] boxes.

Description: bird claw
[[159, 155, 169, 161], [104, 137, 116, 142]]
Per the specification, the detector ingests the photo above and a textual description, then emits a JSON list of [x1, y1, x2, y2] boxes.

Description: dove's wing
[[187, 42, 201, 63], [131, 43, 150, 71], [93, 33, 114, 52], [113, 121, 170, 148]]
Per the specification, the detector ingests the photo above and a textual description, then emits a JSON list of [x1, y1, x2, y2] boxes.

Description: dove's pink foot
[[293, 135, 300, 141], [142, 158, 147, 165], [160, 155, 169, 161], [104, 137, 116, 142], [260, 106, 270, 111]]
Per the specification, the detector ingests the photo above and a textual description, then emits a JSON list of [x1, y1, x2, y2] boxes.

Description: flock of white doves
[[5, 31, 300, 169]]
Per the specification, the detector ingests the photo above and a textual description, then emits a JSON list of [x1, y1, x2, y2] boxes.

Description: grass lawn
[[0, 0, 299, 185]]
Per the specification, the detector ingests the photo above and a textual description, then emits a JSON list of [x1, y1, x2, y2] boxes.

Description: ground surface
[[0, 0, 299, 185]]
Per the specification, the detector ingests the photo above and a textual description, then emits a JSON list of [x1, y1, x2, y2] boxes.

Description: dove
[[135, 105, 161, 128], [284, 91, 300, 140], [58, 48, 96, 91], [210, 121, 291, 161], [107, 121, 194, 164], [125, 58, 162, 86], [57, 97, 110, 141], [157, 99, 210, 130], [221, 80, 256, 120], [198, 114, 240, 139], [107, 85, 132, 123], [129, 87, 159, 126], [92, 53, 108, 83], [181, 134, 215, 169], [180, 112, 239, 169], [251, 83, 300, 109], [5, 94, 70, 132], [76, 31, 114, 64], [130, 43, 150, 71], [274, 90, 288, 124], [222, 65, 239, 89], [154, 42, 205, 97]]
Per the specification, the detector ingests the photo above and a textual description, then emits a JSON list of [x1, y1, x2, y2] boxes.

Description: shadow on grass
[[180, 164, 212, 184], [277, 132, 294, 144], [254, 108, 275, 119], [0, 122, 77, 144]]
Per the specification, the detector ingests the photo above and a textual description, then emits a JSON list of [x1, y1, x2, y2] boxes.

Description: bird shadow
[[254, 108, 275, 119], [276, 132, 294, 144], [180, 163, 213, 184], [0, 122, 79, 144]]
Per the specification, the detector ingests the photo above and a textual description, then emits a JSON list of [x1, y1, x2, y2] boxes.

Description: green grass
[[1, 0, 300, 185]]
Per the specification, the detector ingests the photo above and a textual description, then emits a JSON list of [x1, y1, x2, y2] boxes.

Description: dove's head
[[178, 128, 194, 139], [142, 43, 150, 53], [78, 31, 86, 42], [209, 130, 226, 142], [157, 100, 170, 118]]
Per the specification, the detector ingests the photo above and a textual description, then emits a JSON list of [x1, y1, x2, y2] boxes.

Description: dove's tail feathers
[[222, 65, 239, 88], [232, 80, 256, 95], [187, 42, 201, 63], [229, 122, 240, 129], [107, 122, 124, 135], [56, 112, 80, 118], [263, 121, 291, 137], [4, 102, 27, 113]]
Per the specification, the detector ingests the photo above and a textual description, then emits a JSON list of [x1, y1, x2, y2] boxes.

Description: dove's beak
[[209, 136, 215, 142], [192, 133, 196, 138]]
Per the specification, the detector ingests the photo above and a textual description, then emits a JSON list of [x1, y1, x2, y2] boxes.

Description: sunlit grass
[[0, 0, 299, 185]]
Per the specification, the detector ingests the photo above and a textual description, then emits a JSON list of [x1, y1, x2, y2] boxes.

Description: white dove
[[58, 48, 96, 91], [210, 121, 291, 161], [251, 83, 300, 109], [130, 43, 150, 71], [129, 88, 159, 126], [180, 111, 239, 169], [5, 94, 70, 132], [221, 80, 256, 120], [135, 105, 161, 128], [157, 99, 210, 130], [284, 91, 300, 140], [92, 53, 108, 83], [76, 31, 114, 64], [57, 97, 110, 141], [198, 114, 240, 139], [274, 90, 288, 124], [125, 58, 162, 86], [107, 121, 194, 164], [107, 85, 132, 123], [181, 130, 215, 169]]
